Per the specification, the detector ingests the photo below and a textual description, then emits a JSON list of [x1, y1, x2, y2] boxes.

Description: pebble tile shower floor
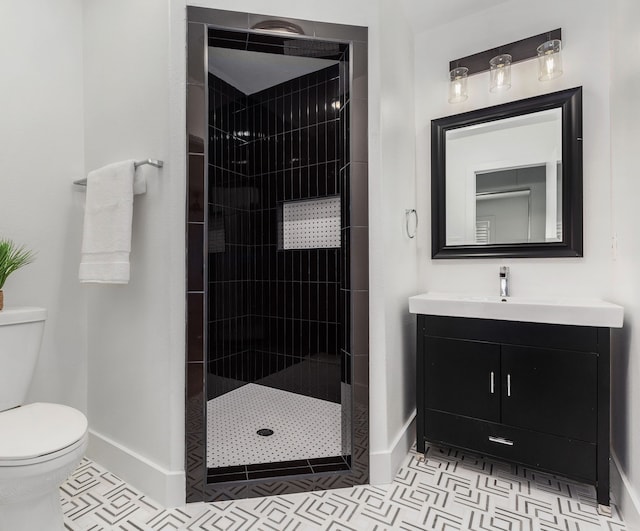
[[206, 383, 342, 468], [61, 445, 627, 530]]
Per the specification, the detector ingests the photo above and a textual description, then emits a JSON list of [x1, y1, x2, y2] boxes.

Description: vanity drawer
[[424, 409, 596, 482], [423, 315, 598, 352]]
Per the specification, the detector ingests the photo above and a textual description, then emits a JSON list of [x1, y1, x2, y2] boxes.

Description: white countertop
[[408, 292, 624, 328]]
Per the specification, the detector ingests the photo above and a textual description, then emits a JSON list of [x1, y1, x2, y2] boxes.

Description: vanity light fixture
[[448, 67, 469, 103], [537, 39, 563, 80], [489, 54, 512, 92], [447, 29, 562, 103]]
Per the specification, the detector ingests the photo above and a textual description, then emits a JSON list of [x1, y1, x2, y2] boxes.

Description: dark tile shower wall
[[248, 64, 342, 403], [207, 64, 343, 403], [207, 76, 254, 397]]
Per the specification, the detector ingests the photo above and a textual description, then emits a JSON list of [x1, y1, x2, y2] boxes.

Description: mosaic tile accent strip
[[62, 444, 627, 530], [207, 383, 342, 468]]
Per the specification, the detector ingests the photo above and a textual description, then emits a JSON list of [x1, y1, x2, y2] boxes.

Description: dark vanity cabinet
[[416, 314, 611, 507]]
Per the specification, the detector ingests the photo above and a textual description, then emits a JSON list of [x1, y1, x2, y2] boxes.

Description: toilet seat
[[0, 403, 87, 465]]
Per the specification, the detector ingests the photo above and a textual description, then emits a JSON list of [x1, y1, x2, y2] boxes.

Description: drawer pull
[[489, 436, 514, 446], [490, 371, 495, 394]]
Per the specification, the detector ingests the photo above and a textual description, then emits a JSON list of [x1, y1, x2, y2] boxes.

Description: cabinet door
[[501, 345, 597, 442], [424, 337, 500, 422]]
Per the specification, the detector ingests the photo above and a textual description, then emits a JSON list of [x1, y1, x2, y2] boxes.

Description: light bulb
[[448, 67, 468, 103], [489, 54, 511, 93], [537, 39, 563, 81], [545, 55, 555, 76]]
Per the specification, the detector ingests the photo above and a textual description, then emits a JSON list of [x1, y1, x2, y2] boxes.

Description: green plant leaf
[[0, 239, 36, 290]]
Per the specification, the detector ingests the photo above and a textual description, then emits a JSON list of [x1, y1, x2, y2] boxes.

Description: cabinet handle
[[488, 436, 514, 446], [507, 374, 511, 397], [490, 371, 495, 394]]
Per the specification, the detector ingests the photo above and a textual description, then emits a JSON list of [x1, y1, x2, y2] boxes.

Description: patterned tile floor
[[207, 384, 342, 468], [61, 444, 627, 530]]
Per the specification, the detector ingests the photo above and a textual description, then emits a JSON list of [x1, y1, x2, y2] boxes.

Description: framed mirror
[[431, 87, 582, 258]]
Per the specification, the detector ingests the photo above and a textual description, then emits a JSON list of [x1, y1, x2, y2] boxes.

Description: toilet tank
[[0, 307, 46, 412]]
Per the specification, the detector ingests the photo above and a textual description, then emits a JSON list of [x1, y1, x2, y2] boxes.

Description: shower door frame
[[185, 6, 369, 502]]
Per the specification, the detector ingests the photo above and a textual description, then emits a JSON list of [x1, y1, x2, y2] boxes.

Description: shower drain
[[256, 428, 274, 437]]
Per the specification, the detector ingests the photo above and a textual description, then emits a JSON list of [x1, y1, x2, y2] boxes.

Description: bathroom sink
[[408, 292, 624, 328]]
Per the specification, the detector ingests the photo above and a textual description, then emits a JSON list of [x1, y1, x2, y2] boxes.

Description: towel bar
[[73, 159, 163, 186]]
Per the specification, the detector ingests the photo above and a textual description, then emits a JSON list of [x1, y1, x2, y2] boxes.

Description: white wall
[[415, 0, 611, 298], [609, 0, 640, 525], [83, 0, 185, 506], [0, 0, 87, 412], [187, 0, 374, 27], [368, 0, 418, 483]]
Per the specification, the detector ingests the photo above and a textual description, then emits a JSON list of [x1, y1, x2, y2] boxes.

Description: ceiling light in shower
[[489, 54, 512, 93], [537, 39, 563, 81], [251, 20, 305, 35]]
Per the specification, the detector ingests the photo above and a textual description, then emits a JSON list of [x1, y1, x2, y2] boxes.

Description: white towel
[[79, 160, 145, 284]]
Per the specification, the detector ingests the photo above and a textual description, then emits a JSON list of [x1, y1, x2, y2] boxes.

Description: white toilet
[[0, 307, 88, 531]]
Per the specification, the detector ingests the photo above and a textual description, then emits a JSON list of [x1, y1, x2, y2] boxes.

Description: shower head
[[284, 40, 342, 58]]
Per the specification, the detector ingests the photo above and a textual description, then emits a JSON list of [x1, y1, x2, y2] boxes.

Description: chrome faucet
[[499, 266, 509, 297]]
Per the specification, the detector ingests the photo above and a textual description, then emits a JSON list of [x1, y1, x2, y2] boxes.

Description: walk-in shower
[[186, 7, 369, 502], [207, 52, 345, 474]]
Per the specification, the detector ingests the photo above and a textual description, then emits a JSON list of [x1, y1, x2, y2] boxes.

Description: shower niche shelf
[[279, 196, 341, 250]]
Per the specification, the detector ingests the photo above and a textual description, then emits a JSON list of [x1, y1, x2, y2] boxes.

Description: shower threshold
[[207, 454, 350, 484]]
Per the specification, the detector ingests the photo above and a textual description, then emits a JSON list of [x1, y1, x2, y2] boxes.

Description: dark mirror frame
[[431, 86, 583, 259]]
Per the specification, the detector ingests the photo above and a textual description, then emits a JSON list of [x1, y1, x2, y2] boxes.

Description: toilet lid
[[0, 403, 88, 460]]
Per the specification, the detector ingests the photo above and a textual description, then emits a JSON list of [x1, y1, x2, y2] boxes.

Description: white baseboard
[[87, 429, 185, 508], [611, 451, 640, 528], [370, 411, 416, 484]]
